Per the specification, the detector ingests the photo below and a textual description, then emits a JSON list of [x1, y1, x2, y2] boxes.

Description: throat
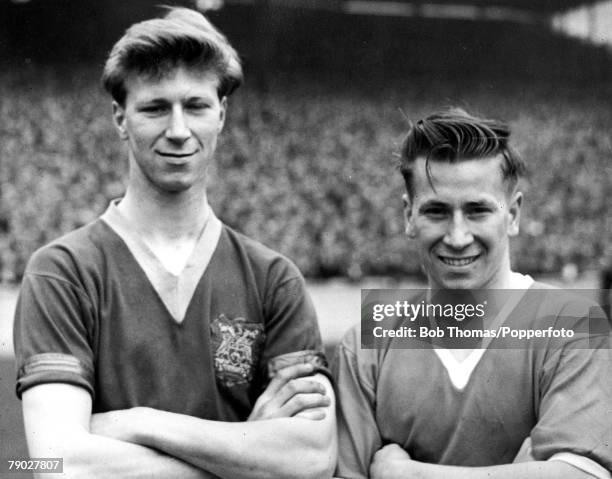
[[447, 348, 474, 362], [116, 188, 212, 275], [147, 238, 198, 276], [136, 212, 210, 276]]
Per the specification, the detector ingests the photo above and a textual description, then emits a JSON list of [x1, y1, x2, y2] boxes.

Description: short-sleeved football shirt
[[14, 202, 328, 420], [334, 279, 612, 478]]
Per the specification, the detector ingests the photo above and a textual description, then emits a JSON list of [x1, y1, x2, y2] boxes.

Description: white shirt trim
[[433, 272, 534, 390], [101, 199, 222, 323]]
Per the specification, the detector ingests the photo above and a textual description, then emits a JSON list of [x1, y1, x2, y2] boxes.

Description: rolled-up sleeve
[[531, 302, 612, 473], [14, 249, 95, 399], [333, 326, 382, 479]]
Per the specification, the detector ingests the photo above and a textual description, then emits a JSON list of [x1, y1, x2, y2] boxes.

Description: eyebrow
[[418, 201, 449, 212], [464, 199, 497, 208], [136, 95, 211, 104], [135, 98, 168, 106], [418, 199, 497, 212]]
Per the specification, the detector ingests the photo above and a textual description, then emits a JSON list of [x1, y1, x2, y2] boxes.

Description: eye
[[185, 101, 211, 112], [466, 206, 492, 218], [421, 206, 448, 219], [139, 104, 168, 115]]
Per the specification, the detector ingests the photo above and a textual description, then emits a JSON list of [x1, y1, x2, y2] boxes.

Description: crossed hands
[[91, 362, 331, 438], [369, 437, 534, 479], [247, 362, 331, 421]]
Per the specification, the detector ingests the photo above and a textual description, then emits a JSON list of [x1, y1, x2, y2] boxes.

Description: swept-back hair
[[399, 108, 526, 197], [102, 7, 243, 105]]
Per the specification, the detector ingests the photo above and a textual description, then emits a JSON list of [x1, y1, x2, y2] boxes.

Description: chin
[[155, 180, 193, 194], [157, 174, 199, 192], [433, 273, 482, 291]]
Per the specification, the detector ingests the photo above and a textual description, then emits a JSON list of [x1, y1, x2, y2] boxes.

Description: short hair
[[399, 108, 526, 198], [102, 7, 243, 105]]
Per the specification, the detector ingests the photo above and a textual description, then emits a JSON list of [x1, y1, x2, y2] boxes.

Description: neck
[[118, 184, 210, 242], [487, 254, 514, 289]]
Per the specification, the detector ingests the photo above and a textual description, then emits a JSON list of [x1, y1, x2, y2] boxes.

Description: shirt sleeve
[[258, 259, 330, 382], [332, 326, 383, 479], [531, 299, 612, 473], [13, 248, 96, 399]]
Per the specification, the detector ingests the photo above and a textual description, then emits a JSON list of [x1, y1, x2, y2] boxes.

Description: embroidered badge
[[210, 314, 265, 388]]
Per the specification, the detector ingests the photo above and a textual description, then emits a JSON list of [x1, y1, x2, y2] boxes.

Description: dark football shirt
[[14, 203, 328, 421], [333, 280, 612, 477]]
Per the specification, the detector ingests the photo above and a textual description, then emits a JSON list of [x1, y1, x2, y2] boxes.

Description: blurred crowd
[[0, 66, 610, 282]]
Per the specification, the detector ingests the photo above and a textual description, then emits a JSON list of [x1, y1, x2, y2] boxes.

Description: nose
[[443, 212, 474, 250], [165, 105, 191, 143]]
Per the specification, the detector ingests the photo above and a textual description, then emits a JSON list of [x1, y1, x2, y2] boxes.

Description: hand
[[248, 363, 330, 421], [513, 437, 534, 463], [370, 444, 415, 479]]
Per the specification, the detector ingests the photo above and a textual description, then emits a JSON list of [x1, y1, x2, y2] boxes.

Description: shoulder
[[24, 219, 116, 284], [338, 323, 361, 355], [519, 282, 609, 352], [218, 224, 304, 283], [14, 221, 115, 338], [333, 323, 382, 396], [520, 282, 599, 315], [334, 323, 381, 373]]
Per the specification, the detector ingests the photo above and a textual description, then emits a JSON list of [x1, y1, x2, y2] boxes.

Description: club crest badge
[[210, 314, 265, 388]]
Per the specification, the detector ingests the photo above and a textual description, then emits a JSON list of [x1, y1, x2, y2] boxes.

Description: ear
[[218, 96, 227, 133], [112, 101, 128, 140], [507, 191, 523, 237], [402, 193, 416, 238]]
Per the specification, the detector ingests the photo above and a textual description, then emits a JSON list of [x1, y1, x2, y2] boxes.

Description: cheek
[[204, 130, 219, 146], [199, 122, 222, 141], [493, 217, 509, 238], [414, 222, 444, 244], [126, 125, 154, 147], [128, 115, 161, 137], [478, 220, 508, 250]]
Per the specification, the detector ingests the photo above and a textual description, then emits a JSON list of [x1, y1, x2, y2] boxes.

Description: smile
[[155, 151, 197, 158], [438, 255, 480, 266]]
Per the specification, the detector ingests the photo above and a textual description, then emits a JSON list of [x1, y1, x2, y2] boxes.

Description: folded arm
[[24, 363, 336, 479], [22, 383, 217, 479], [369, 444, 597, 479], [93, 370, 337, 479]]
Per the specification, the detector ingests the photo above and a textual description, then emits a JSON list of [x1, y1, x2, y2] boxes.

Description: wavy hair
[[399, 108, 526, 197], [102, 7, 243, 105]]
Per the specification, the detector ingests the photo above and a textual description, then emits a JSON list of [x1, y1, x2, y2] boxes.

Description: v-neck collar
[[101, 199, 222, 324], [431, 272, 534, 391]]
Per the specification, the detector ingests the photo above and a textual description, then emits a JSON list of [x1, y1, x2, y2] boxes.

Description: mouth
[[155, 150, 198, 158], [438, 254, 480, 267]]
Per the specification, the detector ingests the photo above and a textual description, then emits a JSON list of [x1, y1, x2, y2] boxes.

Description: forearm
[[133, 409, 336, 479], [22, 384, 217, 479], [408, 460, 592, 479], [28, 425, 217, 479], [104, 373, 337, 479]]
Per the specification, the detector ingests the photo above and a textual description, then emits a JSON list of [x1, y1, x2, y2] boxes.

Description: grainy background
[[1, 0, 611, 473]]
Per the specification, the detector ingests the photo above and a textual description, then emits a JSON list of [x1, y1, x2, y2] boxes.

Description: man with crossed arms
[[14, 8, 336, 478], [333, 109, 611, 478]]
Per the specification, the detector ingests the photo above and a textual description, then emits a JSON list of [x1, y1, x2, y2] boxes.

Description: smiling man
[[405, 153, 520, 291], [13, 8, 336, 479], [333, 109, 612, 479]]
